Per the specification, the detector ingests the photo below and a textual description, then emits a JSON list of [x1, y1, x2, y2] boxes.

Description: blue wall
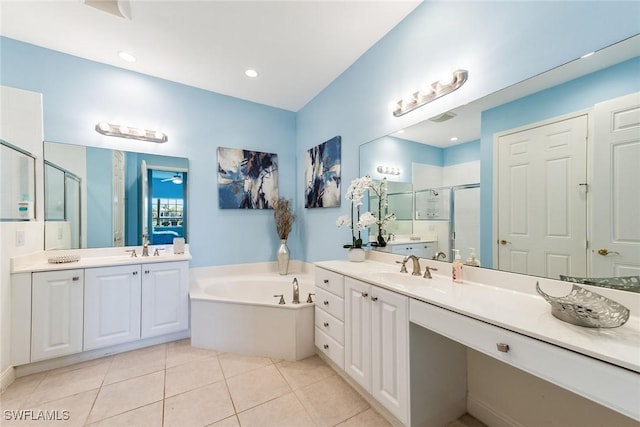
[[443, 140, 480, 167], [1, 37, 296, 267], [479, 57, 640, 268]]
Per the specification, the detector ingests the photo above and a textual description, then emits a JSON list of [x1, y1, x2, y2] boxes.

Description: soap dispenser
[[466, 248, 481, 267], [452, 249, 463, 283]]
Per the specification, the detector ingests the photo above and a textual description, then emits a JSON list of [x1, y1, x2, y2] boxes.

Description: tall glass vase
[[277, 239, 290, 275]]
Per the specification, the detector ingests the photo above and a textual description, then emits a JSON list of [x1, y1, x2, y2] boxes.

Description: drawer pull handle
[[371, 296, 378, 302], [323, 301, 329, 306], [133, 271, 138, 275], [72, 276, 80, 281], [323, 279, 329, 283], [323, 322, 329, 327], [361, 292, 368, 298], [144, 270, 150, 274], [496, 343, 510, 353], [323, 344, 329, 350]]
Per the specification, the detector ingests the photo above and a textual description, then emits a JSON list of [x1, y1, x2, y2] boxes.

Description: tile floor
[[0, 340, 393, 427]]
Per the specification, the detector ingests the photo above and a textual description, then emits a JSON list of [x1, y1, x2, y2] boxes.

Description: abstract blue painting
[[217, 147, 279, 209], [304, 136, 341, 208]]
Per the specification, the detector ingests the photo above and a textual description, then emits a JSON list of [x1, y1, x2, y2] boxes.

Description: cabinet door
[[31, 269, 84, 361], [371, 286, 409, 425], [344, 277, 372, 391], [84, 265, 142, 350], [141, 261, 189, 338]]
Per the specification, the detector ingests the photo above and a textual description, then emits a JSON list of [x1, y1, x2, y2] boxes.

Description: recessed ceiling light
[[396, 130, 405, 134], [450, 136, 459, 142], [118, 51, 136, 62], [244, 69, 259, 78]]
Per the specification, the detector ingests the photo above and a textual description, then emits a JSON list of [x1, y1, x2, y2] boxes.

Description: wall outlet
[[16, 230, 25, 247]]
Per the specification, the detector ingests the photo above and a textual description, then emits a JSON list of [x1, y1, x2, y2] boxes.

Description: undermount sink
[[376, 271, 431, 286]]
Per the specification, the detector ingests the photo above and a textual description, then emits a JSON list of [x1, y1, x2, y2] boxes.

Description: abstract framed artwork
[[304, 136, 341, 208], [217, 147, 279, 209]]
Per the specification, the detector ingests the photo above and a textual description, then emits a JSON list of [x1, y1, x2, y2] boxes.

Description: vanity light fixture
[[377, 165, 401, 176], [393, 69, 468, 117], [95, 122, 168, 143]]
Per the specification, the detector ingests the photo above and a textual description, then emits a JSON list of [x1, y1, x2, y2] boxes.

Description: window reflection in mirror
[[44, 141, 188, 250]]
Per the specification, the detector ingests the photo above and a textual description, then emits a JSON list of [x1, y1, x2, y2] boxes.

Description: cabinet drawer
[[316, 287, 344, 321], [409, 299, 640, 421], [315, 268, 344, 297], [315, 327, 344, 370], [315, 306, 344, 344]]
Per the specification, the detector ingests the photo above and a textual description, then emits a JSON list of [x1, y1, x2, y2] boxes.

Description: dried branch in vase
[[274, 197, 295, 240]]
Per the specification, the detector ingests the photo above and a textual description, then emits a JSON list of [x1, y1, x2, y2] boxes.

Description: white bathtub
[[190, 271, 316, 361]]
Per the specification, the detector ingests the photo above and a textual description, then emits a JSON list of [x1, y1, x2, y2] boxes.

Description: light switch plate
[[16, 230, 25, 246]]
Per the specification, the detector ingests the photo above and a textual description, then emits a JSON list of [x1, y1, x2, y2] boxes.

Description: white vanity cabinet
[[31, 269, 84, 362], [345, 277, 410, 425], [84, 265, 142, 350], [141, 261, 189, 338], [12, 257, 190, 367], [389, 242, 435, 259], [314, 268, 345, 369]]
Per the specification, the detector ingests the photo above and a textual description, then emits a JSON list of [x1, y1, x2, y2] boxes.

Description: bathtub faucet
[[292, 278, 300, 304]]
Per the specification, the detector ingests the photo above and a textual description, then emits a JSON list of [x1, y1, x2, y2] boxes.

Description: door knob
[[598, 248, 620, 256], [499, 239, 511, 245]]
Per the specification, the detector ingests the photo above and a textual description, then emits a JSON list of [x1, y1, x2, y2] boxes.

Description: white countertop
[[11, 246, 192, 273], [315, 259, 640, 373]]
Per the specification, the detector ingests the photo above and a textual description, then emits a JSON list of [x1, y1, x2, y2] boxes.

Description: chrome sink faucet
[[405, 255, 422, 276], [292, 278, 300, 304], [141, 234, 150, 257], [432, 251, 447, 261]]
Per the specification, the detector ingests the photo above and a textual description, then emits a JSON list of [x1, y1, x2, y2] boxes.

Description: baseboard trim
[[14, 330, 190, 378], [1, 365, 16, 393], [467, 394, 526, 427]]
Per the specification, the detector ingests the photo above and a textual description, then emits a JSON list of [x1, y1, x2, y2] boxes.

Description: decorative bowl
[[47, 254, 80, 264], [536, 282, 630, 328]]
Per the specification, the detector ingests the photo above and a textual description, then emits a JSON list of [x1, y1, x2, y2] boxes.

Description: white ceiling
[[0, 0, 421, 112]]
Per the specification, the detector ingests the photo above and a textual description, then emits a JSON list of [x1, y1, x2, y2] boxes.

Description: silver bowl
[[536, 282, 630, 328]]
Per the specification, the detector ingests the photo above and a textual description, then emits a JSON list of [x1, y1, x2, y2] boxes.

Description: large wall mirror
[[360, 35, 640, 291], [44, 141, 188, 250]]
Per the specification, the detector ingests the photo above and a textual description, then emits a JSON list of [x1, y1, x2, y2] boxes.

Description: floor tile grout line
[[82, 355, 113, 426]]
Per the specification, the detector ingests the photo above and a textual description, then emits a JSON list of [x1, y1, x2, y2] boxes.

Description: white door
[[591, 92, 640, 278], [344, 277, 371, 392], [112, 150, 125, 246], [497, 115, 588, 279], [371, 286, 409, 425], [31, 270, 84, 361], [84, 265, 142, 350], [141, 261, 189, 338]]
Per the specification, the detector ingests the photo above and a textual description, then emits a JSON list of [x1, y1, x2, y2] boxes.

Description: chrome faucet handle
[[306, 293, 315, 303], [273, 294, 285, 305], [423, 265, 438, 279], [125, 249, 137, 258], [153, 247, 166, 256], [396, 259, 408, 273]]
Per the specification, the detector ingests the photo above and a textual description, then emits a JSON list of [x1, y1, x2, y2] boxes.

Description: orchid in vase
[[336, 176, 395, 249]]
